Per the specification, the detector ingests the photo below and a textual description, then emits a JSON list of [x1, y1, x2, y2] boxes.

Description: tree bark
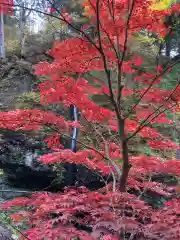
[[165, 39, 171, 57], [118, 118, 130, 192]]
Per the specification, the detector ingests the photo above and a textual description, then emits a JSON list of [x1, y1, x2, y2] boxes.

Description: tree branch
[[127, 82, 180, 141], [94, 0, 120, 118], [117, 0, 135, 112], [125, 59, 180, 119]]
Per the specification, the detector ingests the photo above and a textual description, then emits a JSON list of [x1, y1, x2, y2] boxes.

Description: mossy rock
[[15, 92, 41, 109], [5, 40, 21, 57]]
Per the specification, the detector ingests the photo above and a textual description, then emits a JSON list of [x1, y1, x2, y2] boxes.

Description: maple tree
[[0, 0, 180, 239]]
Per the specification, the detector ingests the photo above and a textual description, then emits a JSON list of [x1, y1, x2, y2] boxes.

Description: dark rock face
[[0, 131, 108, 199], [75, 165, 111, 190], [2, 164, 57, 191], [0, 132, 106, 197], [0, 131, 62, 200]]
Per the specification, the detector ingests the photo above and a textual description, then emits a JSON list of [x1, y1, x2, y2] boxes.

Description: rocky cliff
[[0, 57, 35, 111], [0, 33, 58, 200]]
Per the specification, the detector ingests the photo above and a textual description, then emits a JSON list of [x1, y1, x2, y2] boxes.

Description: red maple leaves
[[0, 0, 180, 239], [1, 188, 180, 240]]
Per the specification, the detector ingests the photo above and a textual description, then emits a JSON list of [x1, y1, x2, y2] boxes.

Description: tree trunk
[[165, 39, 171, 57], [0, 10, 5, 58], [118, 118, 130, 192], [119, 139, 130, 192]]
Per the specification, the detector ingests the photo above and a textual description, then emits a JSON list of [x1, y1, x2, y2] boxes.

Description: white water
[[24, 151, 38, 167]]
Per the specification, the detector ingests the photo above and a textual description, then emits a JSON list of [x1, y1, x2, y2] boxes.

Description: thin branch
[[117, 0, 135, 111], [45, 0, 102, 51], [125, 59, 180, 119], [0, 2, 63, 20], [127, 100, 178, 141], [94, 0, 120, 118], [127, 85, 179, 141], [92, 124, 118, 192], [0, 1, 101, 53], [25, 0, 36, 19], [89, 0, 119, 61], [44, 123, 115, 165]]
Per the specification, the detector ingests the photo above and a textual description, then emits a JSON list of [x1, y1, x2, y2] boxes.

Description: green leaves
[[160, 64, 180, 90], [142, 146, 153, 156]]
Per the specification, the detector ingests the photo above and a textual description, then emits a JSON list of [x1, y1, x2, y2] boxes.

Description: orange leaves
[[163, 159, 180, 175], [133, 56, 144, 66], [125, 119, 139, 133], [122, 61, 136, 74], [80, 0, 171, 41], [35, 38, 100, 76], [35, 0, 172, 78], [121, 88, 134, 97]]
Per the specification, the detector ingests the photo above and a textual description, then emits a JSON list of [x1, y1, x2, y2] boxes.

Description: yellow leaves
[[83, 5, 91, 17], [114, 159, 123, 167], [0, 169, 3, 175], [81, 0, 92, 17], [15, 92, 41, 110], [151, 0, 176, 10], [74, 17, 88, 23], [135, 35, 156, 45], [174, 103, 180, 115]]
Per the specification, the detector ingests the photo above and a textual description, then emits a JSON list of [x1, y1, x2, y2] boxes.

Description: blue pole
[[65, 104, 78, 186], [71, 105, 78, 152]]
